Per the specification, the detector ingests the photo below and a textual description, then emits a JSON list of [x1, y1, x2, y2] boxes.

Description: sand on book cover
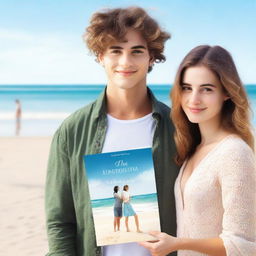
[[84, 148, 161, 246]]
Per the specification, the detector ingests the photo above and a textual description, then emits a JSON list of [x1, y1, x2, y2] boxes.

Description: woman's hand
[[140, 232, 227, 256], [139, 231, 179, 256]]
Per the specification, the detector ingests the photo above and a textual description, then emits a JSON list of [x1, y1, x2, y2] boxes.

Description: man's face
[[99, 29, 153, 91]]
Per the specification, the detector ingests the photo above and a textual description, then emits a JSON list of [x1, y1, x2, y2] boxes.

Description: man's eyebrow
[[108, 45, 147, 50], [109, 46, 123, 49], [131, 45, 147, 49]]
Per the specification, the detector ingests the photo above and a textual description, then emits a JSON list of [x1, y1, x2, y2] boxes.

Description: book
[[84, 147, 161, 246]]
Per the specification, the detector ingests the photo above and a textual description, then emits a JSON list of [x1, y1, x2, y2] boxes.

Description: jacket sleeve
[[218, 144, 256, 256], [45, 127, 77, 255]]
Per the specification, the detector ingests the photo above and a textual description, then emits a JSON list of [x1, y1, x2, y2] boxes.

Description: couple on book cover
[[45, 5, 256, 256], [113, 185, 141, 233]]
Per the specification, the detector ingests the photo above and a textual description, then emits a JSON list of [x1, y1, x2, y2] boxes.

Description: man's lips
[[115, 70, 137, 76], [188, 107, 207, 113]]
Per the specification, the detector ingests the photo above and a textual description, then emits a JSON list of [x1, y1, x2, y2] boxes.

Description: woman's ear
[[224, 94, 230, 101]]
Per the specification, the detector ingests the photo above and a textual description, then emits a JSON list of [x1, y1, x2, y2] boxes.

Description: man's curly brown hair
[[83, 6, 171, 72]]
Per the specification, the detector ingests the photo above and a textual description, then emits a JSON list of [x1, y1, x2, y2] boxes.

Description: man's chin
[[116, 84, 137, 90]]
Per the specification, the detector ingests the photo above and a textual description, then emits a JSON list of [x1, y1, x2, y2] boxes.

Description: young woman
[[122, 185, 142, 233], [140, 45, 256, 256], [113, 186, 123, 232]]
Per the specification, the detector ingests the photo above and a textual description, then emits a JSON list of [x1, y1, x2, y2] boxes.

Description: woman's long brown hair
[[171, 45, 254, 166]]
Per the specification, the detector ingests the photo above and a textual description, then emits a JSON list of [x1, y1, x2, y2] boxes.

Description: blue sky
[[1, 0, 255, 84]]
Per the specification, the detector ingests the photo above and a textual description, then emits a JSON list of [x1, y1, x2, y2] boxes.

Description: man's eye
[[110, 50, 121, 54], [132, 50, 143, 54]]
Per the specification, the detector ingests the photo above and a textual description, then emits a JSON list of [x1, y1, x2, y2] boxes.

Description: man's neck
[[106, 85, 152, 120]]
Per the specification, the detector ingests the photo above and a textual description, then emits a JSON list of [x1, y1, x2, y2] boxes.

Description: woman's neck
[[198, 120, 230, 146]]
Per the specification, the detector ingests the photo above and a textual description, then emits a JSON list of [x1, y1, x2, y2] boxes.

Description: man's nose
[[119, 53, 133, 67]]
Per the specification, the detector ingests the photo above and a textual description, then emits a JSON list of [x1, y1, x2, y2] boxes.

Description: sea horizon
[[92, 193, 159, 218], [1, 84, 255, 136], [92, 192, 158, 208]]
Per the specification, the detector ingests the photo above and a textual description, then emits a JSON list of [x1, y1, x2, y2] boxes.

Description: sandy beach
[[0, 137, 51, 256], [94, 210, 161, 246]]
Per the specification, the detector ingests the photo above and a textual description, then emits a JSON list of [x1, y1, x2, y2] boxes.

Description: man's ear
[[97, 54, 104, 65], [149, 56, 155, 68]]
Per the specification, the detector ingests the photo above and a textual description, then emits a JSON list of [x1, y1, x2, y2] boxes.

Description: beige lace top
[[174, 135, 256, 256]]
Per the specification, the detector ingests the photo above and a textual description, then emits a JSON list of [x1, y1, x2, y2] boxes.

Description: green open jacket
[[45, 88, 179, 256]]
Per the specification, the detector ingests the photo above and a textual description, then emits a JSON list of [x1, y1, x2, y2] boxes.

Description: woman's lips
[[188, 107, 207, 113]]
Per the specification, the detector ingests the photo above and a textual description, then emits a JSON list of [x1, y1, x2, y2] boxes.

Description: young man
[[45, 6, 179, 256]]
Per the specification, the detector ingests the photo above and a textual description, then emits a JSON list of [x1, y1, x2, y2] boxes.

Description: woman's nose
[[190, 91, 201, 104]]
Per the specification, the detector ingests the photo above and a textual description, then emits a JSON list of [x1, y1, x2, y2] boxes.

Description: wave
[[92, 202, 159, 217], [0, 112, 70, 120]]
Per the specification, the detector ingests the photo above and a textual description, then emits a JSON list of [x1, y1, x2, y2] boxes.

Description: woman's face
[[181, 65, 229, 125]]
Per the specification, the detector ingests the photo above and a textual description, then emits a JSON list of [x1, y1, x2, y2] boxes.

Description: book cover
[[84, 148, 161, 246]]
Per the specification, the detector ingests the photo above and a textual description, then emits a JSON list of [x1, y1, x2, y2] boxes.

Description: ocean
[[92, 193, 158, 217], [92, 193, 158, 208], [0, 84, 255, 136]]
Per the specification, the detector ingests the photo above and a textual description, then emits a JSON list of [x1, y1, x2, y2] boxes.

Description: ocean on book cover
[[84, 148, 161, 246]]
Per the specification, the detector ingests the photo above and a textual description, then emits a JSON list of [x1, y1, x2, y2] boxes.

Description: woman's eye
[[181, 86, 191, 91], [202, 87, 213, 92]]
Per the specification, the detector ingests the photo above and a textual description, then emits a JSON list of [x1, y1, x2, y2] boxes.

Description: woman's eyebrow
[[200, 84, 217, 88]]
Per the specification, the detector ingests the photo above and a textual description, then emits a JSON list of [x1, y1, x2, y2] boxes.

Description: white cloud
[[88, 169, 157, 200], [0, 28, 34, 42], [1, 28, 253, 84], [130, 169, 157, 195], [0, 28, 175, 84], [89, 179, 115, 200], [0, 28, 106, 84]]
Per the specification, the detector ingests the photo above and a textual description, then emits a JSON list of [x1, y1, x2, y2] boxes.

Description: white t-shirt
[[102, 113, 156, 256], [102, 113, 156, 152]]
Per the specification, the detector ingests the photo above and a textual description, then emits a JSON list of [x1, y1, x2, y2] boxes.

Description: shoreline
[[94, 210, 161, 246]]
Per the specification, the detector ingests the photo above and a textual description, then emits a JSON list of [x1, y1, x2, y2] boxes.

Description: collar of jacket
[[91, 86, 163, 121]]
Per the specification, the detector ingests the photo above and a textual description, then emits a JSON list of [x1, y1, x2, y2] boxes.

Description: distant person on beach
[[113, 186, 123, 232], [15, 99, 21, 136], [122, 185, 141, 233], [45, 6, 179, 256], [140, 46, 256, 255]]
